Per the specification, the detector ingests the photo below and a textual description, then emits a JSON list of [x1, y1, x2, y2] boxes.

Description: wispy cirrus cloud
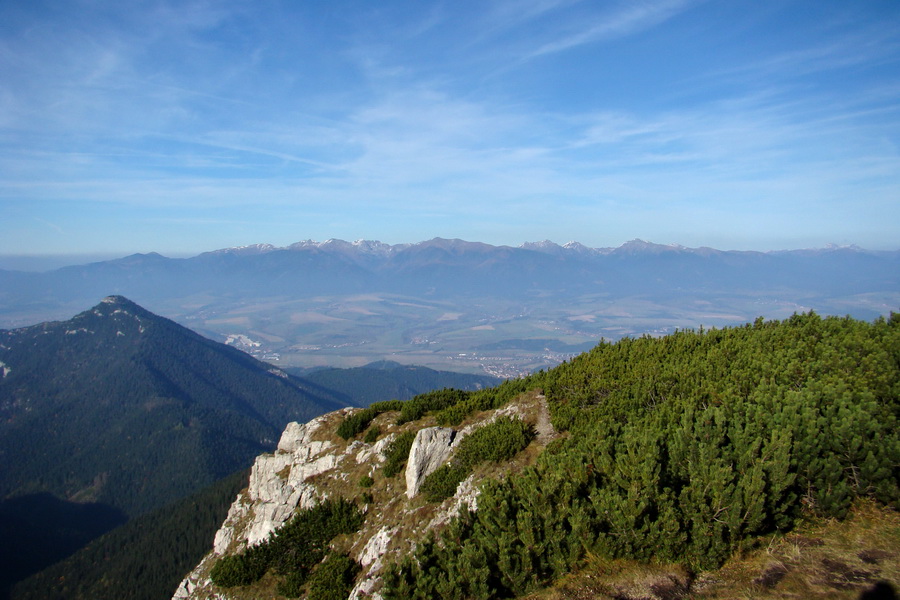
[[525, 0, 699, 59], [710, 22, 900, 85]]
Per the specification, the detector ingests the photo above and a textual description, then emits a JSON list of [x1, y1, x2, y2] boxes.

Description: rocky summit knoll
[[173, 391, 556, 600], [172, 312, 900, 600]]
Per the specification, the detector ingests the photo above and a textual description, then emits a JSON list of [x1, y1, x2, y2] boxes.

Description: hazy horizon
[[2, 236, 898, 273]]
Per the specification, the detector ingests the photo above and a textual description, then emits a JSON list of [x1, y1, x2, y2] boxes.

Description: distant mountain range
[[0, 238, 897, 374], [3, 238, 896, 311]]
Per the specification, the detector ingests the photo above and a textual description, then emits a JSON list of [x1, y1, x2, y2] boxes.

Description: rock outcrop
[[172, 391, 554, 600], [404, 426, 456, 498], [173, 411, 346, 598]]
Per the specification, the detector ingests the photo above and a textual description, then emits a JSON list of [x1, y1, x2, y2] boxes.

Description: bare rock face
[[405, 427, 456, 498], [277, 419, 319, 452], [173, 395, 548, 600], [173, 411, 346, 598], [355, 433, 394, 464], [239, 415, 340, 547]]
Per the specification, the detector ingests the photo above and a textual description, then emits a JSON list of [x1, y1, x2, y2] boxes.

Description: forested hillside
[[0, 296, 346, 515], [286, 361, 500, 406], [0, 296, 348, 595], [382, 312, 899, 598], [11, 469, 250, 600]]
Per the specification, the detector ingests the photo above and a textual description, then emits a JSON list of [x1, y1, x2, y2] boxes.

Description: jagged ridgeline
[[189, 312, 899, 600]]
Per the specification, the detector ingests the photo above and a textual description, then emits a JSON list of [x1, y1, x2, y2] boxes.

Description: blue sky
[[1, 0, 899, 259]]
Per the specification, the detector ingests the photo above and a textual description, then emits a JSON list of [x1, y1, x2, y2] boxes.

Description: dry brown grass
[[531, 555, 692, 600], [525, 499, 899, 600]]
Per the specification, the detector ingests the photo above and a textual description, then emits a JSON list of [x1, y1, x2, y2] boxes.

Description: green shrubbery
[[384, 312, 900, 599], [382, 431, 416, 478], [208, 544, 268, 588], [306, 552, 360, 600], [369, 400, 406, 412], [336, 407, 379, 440], [337, 388, 478, 443], [337, 392, 468, 440], [210, 498, 363, 597], [419, 417, 535, 502], [434, 378, 535, 426], [454, 417, 535, 468], [419, 464, 470, 502], [363, 426, 380, 443], [336, 400, 404, 440], [396, 388, 470, 424]]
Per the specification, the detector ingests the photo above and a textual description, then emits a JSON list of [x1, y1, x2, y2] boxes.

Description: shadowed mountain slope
[[0, 296, 348, 595], [287, 361, 500, 406], [0, 295, 348, 515]]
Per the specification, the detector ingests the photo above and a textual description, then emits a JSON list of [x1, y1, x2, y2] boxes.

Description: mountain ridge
[[1, 238, 896, 376], [201, 237, 886, 258], [0, 294, 349, 511], [2, 238, 889, 275], [0, 296, 349, 595]]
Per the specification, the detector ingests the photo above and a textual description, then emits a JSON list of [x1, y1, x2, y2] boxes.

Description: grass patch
[[522, 500, 900, 600]]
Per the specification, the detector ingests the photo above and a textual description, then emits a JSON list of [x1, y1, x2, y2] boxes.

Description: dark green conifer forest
[[11, 469, 249, 600]]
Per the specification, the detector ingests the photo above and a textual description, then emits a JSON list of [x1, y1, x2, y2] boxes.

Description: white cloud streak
[[526, 0, 697, 58]]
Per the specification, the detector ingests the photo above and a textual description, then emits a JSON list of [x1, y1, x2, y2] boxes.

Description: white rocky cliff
[[172, 392, 554, 600]]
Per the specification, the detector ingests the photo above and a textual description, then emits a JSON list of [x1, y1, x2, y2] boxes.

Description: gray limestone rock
[[405, 427, 456, 499]]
